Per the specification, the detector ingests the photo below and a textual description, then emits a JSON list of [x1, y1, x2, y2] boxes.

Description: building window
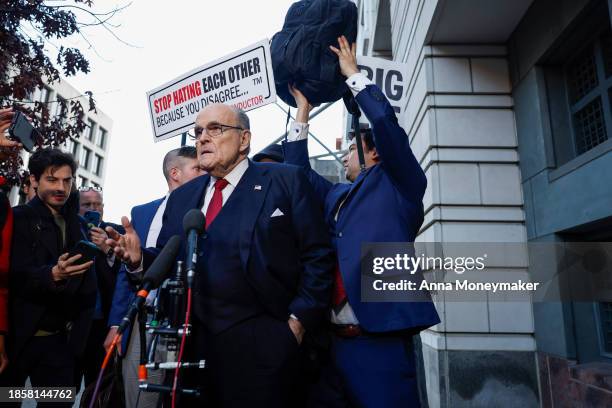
[[55, 94, 66, 124], [81, 147, 91, 170], [71, 139, 79, 158], [97, 127, 107, 149], [78, 176, 88, 187], [87, 119, 96, 141], [599, 302, 612, 353], [565, 31, 612, 156], [93, 154, 103, 176], [32, 85, 51, 103]]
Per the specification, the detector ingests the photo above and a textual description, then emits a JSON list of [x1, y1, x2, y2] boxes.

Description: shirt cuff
[[126, 258, 144, 274], [345, 72, 373, 96], [286, 122, 309, 142]]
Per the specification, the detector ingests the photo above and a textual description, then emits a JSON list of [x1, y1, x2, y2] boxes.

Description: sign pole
[[181, 132, 186, 147]]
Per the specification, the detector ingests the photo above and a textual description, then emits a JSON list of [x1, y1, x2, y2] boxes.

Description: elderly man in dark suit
[[106, 103, 335, 408]]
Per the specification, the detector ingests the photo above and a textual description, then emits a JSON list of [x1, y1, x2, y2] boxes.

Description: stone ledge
[[570, 362, 612, 393]]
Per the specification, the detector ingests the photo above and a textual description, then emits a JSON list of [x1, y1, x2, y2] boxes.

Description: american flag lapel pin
[[254, 185, 262, 191]]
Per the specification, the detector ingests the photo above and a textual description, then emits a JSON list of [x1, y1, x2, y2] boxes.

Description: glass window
[[37, 86, 51, 103], [78, 176, 88, 187], [71, 139, 79, 158], [565, 30, 612, 156], [599, 302, 612, 353], [93, 154, 103, 176], [97, 127, 107, 149], [81, 147, 91, 170], [87, 119, 96, 141], [55, 94, 66, 124]]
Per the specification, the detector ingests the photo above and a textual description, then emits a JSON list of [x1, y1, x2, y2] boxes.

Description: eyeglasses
[[78, 186, 102, 193], [190, 123, 244, 139]]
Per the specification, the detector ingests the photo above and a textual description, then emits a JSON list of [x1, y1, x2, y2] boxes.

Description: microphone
[[118, 235, 181, 334], [183, 209, 205, 289]]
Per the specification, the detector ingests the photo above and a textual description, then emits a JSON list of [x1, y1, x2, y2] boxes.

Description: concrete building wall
[[508, 0, 612, 405], [359, 1, 539, 406]]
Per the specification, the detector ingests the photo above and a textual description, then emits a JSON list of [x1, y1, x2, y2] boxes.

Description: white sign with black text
[[146, 39, 277, 142], [356, 55, 408, 117]]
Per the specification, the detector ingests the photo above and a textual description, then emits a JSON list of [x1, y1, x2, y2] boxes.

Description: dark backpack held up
[[271, 0, 358, 107]]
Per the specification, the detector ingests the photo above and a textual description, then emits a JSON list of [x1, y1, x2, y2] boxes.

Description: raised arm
[[330, 36, 427, 204], [282, 85, 335, 203]]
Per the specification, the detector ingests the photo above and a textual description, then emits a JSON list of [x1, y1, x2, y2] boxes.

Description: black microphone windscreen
[[183, 209, 206, 234], [142, 235, 181, 288]]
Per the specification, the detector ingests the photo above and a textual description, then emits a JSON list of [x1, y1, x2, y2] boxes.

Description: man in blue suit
[[106, 104, 335, 408], [283, 36, 440, 407], [104, 146, 202, 407]]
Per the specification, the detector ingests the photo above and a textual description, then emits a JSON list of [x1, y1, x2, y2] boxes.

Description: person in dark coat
[[4, 148, 96, 402]]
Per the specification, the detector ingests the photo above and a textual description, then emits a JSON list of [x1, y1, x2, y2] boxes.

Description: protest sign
[[147, 39, 276, 142]]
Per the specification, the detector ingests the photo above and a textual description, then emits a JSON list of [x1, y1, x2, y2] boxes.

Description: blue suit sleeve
[[282, 139, 335, 204], [356, 85, 427, 204], [287, 169, 334, 330], [108, 207, 140, 327], [107, 265, 131, 327]]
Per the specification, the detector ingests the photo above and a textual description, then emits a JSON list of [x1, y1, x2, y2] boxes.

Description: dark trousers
[[75, 318, 108, 391], [184, 314, 300, 408], [309, 333, 419, 408], [1, 333, 75, 408]]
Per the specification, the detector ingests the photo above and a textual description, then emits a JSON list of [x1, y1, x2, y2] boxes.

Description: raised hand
[[89, 226, 111, 254], [105, 216, 142, 269], [288, 84, 313, 123], [0, 108, 20, 148], [329, 35, 359, 78]]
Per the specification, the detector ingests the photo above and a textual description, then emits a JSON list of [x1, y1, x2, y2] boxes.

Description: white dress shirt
[[145, 194, 169, 248], [128, 194, 169, 303], [201, 158, 249, 214]]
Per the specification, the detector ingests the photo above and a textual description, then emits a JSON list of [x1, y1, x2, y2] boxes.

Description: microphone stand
[[88, 281, 149, 408], [138, 260, 202, 405]]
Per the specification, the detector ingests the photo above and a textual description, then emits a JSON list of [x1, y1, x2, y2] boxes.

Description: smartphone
[[68, 240, 102, 265], [83, 211, 102, 228], [8, 111, 40, 152]]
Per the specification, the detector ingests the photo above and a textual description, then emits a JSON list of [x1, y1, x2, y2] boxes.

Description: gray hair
[[230, 107, 251, 155], [231, 107, 250, 130]]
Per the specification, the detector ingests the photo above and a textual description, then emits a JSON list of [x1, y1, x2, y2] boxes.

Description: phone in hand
[[68, 240, 102, 265], [8, 111, 40, 152], [83, 210, 102, 228]]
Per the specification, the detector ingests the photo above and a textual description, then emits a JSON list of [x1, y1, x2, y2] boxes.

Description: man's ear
[[169, 167, 180, 182], [29, 174, 38, 189], [240, 130, 251, 155], [367, 144, 380, 163]]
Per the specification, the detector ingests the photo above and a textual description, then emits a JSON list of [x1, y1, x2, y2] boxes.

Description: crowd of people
[[0, 37, 438, 408]]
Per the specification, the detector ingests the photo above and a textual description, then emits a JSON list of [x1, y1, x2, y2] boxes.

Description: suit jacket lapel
[[136, 200, 161, 241], [233, 162, 270, 269], [192, 175, 211, 211], [334, 167, 373, 225]]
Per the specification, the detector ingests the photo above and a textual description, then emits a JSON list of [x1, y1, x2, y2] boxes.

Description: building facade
[[10, 77, 113, 204], [358, 0, 612, 406]]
